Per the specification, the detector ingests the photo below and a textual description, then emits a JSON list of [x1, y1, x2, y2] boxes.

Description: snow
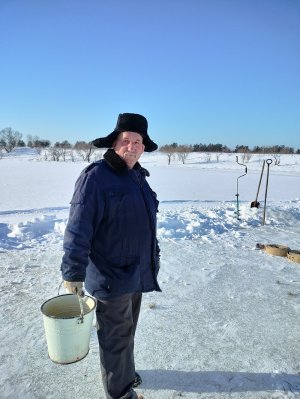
[[1, 148, 300, 399]]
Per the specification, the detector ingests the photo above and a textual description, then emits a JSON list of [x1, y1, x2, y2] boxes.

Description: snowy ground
[[1, 149, 300, 399]]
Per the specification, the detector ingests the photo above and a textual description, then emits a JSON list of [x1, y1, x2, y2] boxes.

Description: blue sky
[[0, 0, 299, 149]]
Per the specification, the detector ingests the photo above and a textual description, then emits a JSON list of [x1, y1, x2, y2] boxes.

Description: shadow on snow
[[139, 369, 300, 394]]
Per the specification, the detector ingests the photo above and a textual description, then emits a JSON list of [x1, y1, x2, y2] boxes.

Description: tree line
[[0, 127, 98, 162], [160, 142, 298, 154], [1, 127, 299, 164]]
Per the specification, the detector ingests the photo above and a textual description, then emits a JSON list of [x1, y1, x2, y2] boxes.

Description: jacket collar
[[103, 149, 150, 177]]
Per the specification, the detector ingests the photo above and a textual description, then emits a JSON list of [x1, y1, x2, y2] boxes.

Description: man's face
[[113, 131, 145, 169]]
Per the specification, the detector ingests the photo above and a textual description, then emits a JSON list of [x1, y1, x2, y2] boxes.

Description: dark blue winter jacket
[[61, 149, 161, 299]]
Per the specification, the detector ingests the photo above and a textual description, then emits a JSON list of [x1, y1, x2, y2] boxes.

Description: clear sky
[[0, 0, 299, 149]]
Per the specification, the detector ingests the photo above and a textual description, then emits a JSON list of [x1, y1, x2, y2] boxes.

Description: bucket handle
[[77, 296, 84, 324], [58, 281, 84, 324]]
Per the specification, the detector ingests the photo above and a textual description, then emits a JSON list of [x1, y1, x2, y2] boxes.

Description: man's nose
[[127, 142, 135, 151]]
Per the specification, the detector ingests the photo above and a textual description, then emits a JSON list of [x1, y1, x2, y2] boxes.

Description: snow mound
[[0, 215, 64, 249], [158, 202, 300, 240], [1, 201, 300, 250]]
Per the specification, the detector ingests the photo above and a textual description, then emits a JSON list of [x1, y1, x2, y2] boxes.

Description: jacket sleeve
[[61, 170, 104, 282]]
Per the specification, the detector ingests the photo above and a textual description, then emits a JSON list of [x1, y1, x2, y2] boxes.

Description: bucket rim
[[40, 293, 96, 319]]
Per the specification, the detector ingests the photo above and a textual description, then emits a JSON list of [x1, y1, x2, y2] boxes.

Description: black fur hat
[[92, 113, 158, 152]]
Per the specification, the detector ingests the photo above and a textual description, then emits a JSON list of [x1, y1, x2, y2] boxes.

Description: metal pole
[[262, 159, 273, 226], [235, 156, 248, 220]]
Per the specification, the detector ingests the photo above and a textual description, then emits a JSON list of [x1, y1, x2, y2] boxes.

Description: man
[[61, 113, 161, 399]]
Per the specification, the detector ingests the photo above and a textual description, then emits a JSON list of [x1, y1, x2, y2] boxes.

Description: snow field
[[0, 149, 300, 398]]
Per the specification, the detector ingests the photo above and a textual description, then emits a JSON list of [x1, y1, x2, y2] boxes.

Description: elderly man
[[61, 113, 161, 399]]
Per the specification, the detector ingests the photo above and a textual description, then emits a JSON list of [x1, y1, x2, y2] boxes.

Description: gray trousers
[[96, 292, 142, 399]]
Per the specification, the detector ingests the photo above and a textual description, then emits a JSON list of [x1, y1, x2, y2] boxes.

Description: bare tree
[[69, 150, 76, 162], [215, 153, 222, 162], [50, 140, 73, 162], [235, 145, 251, 163], [159, 144, 177, 165], [272, 154, 280, 165], [75, 141, 95, 162], [49, 146, 63, 161], [176, 145, 192, 164], [0, 127, 22, 152], [205, 152, 211, 163]]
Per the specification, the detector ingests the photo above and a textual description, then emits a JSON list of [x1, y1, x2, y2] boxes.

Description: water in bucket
[[41, 294, 96, 364]]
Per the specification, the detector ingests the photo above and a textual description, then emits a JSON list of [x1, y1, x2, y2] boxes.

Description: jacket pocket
[[108, 256, 140, 279]]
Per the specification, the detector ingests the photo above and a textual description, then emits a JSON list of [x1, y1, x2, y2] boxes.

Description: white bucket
[[41, 294, 96, 364]]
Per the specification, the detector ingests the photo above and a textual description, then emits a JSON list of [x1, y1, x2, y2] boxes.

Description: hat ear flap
[[92, 138, 102, 147], [111, 139, 117, 149]]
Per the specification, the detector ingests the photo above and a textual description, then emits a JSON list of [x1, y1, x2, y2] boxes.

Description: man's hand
[[63, 281, 84, 297]]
